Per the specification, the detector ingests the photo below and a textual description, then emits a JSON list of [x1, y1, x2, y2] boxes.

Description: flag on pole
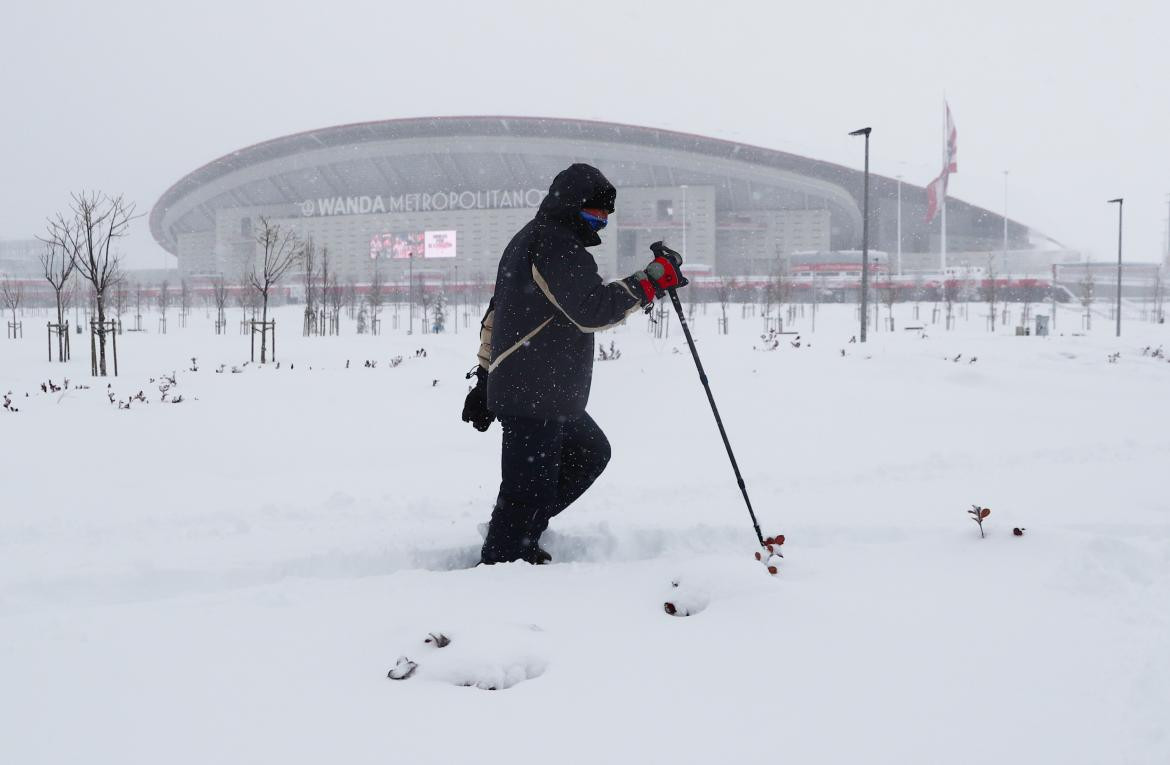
[[943, 101, 957, 173], [925, 171, 948, 223], [925, 102, 958, 222]]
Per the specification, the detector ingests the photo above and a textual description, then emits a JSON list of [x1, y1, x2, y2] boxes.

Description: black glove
[[461, 366, 495, 432]]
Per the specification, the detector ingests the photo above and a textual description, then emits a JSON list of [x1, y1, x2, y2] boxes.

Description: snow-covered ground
[[2, 300, 1168, 764]]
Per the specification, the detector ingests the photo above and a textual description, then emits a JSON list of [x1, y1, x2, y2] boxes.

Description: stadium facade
[[0, 239, 43, 278], [150, 116, 1036, 285]]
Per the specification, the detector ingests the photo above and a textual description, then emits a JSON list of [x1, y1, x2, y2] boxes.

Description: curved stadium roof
[[151, 115, 1023, 257]]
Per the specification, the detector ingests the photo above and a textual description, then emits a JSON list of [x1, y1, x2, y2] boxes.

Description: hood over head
[[537, 163, 616, 246]]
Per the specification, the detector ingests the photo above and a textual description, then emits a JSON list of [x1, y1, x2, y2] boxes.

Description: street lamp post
[[895, 174, 902, 277], [680, 184, 688, 260], [1002, 171, 1009, 268], [408, 251, 414, 335], [1108, 198, 1123, 337], [849, 127, 872, 342]]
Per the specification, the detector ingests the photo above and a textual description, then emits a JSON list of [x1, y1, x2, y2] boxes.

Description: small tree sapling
[[968, 505, 991, 538]]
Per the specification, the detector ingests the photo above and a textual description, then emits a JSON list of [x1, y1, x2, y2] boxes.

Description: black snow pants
[[481, 413, 611, 563]]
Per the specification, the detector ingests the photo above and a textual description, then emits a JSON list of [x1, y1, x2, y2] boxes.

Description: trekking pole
[[658, 264, 766, 548]]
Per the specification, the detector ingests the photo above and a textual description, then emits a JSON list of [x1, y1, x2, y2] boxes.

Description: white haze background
[[0, 0, 1167, 267]]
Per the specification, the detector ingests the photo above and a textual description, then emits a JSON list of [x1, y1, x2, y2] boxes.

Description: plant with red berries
[[754, 534, 785, 574]]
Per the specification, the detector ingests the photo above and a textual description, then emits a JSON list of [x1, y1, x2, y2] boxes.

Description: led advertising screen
[[424, 230, 457, 259], [369, 231, 424, 260]]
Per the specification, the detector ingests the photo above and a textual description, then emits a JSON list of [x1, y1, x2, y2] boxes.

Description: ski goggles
[[579, 208, 609, 231]]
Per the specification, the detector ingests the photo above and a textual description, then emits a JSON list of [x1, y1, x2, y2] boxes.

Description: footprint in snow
[[386, 625, 548, 691], [412, 545, 481, 572], [663, 578, 710, 617]]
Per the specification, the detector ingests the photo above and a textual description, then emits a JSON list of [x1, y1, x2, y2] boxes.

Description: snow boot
[[478, 519, 551, 565], [479, 541, 551, 566], [522, 541, 552, 565]]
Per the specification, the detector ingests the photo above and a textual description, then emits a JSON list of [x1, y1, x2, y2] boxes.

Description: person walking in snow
[[461, 163, 687, 565]]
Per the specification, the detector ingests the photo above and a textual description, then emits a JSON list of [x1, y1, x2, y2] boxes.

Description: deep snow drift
[[2, 300, 1168, 764]]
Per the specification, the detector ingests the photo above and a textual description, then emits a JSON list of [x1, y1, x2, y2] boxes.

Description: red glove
[[633, 242, 688, 303]]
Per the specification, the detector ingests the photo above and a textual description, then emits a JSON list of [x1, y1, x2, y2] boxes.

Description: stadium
[[150, 116, 1053, 292]]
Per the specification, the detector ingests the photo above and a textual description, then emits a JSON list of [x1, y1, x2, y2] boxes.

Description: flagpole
[[940, 99, 948, 274]]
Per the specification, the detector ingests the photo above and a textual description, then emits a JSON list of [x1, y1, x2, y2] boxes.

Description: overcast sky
[[1, 0, 1166, 269]]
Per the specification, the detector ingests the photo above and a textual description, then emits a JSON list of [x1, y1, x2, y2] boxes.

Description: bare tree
[[201, 285, 213, 318], [234, 268, 251, 325], [912, 273, 925, 321], [417, 272, 432, 334], [769, 263, 792, 328], [780, 263, 795, 309], [57, 191, 137, 375], [211, 275, 229, 333], [112, 277, 128, 328], [985, 256, 999, 332], [302, 236, 317, 336], [716, 277, 733, 334], [37, 225, 77, 356], [327, 272, 343, 334], [344, 279, 358, 320], [157, 280, 170, 333], [367, 259, 385, 334], [179, 279, 191, 328], [133, 280, 144, 331], [1019, 278, 1036, 329], [1153, 266, 1165, 323], [318, 244, 331, 336], [470, 270, 490, 314], [761, 270, 777, 319], [943, 277, 960, 330], [247, 279, 262, 319], [1, 274, 23, 334], [432, 289, 447, 333], [959, 266, 979, 317], [248, 217, 302, 362], [62, 274, 78, 327], [1079, 269, 1095, 330]]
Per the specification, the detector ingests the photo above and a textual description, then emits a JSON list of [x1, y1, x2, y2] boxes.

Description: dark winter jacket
[[483, 164, 648, 420]]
